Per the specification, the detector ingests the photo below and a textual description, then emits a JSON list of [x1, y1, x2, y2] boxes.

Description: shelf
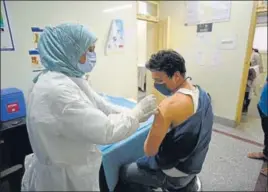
[[137, 14, 159, 23]]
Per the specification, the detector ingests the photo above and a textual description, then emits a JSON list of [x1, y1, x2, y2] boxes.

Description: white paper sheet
[[197, 33, 211, 45], [218, 35, 237, 50], [211, 1, 231, 22], [185, 1, 231, 25], [185, 1, 200, 25], [105, 19, 125, 55], [196, 51, 205, 66], [211, 51, 222, 66]]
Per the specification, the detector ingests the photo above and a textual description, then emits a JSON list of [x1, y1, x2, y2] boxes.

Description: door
[[146, 17, 171, 104], [157, 16, 171, 50]]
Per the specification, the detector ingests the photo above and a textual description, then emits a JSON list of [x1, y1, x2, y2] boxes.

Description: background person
[[248, 77, 268, 177]]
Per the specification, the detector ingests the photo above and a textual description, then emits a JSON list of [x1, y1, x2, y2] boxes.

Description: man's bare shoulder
[[158, 92, 194, 121]]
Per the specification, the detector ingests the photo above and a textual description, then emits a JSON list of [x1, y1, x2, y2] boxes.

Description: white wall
[[137, 20, 147, 67], [146, 22, 159, 96], [137, 1, 148, 67], [1, 1, 137, 99], [159, 1, 254, 122]]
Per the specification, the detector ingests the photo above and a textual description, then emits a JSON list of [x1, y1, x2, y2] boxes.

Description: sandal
[[247, 152, 268, 160], [260, 168, 268, 177]]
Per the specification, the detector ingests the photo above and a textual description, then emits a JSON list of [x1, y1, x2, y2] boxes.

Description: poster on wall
[[105, 19, 125, 55], [31, 27, 43, 49], [1, 0, 15, 51], [29, 49, 44, 71], [29, 27, 44, 72]]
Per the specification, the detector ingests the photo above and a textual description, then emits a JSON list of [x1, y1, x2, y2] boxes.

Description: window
[[138, 1, 148, 15], [137, 1, 159, 22], [253, 26, 267, 52]]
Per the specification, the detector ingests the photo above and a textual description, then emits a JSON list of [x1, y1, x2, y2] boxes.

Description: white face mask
[[78, 52, 96, 73]]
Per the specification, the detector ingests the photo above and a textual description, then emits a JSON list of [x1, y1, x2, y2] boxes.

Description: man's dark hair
[[253, 48, 259, 53], [145, 49, 186, 78]]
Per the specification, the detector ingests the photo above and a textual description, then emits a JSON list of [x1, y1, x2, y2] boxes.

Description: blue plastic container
[[1, 88, 26, 122]]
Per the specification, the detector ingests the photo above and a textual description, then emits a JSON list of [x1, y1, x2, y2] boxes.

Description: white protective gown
[[21, 71, 140, 191]]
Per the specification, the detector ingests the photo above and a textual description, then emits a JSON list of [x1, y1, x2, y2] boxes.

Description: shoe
[[260, 168, 268, 177], [196, 176, 202, 192], [176, 176, 202, 192]]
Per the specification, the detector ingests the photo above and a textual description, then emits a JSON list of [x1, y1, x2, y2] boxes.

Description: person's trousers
[[258, 105, 268, 157], [99, 163, 110, 192], [115, 162, 196, 192], [243, 92, 251, 113]]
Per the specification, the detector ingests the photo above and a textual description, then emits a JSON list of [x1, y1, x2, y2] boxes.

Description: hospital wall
[[137, 20, 147, 67], [159, 1, 254, 126], [1, 1, 138, 99]]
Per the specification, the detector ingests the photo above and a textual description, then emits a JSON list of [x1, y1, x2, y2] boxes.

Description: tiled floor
[[202, 88, 267, 191], [214, 117, 264, 145], [200, 124, 263, 191], [207, 93, 267, 190]]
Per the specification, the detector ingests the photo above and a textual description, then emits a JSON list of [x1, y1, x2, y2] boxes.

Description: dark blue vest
[[137, 86, 213, 175]]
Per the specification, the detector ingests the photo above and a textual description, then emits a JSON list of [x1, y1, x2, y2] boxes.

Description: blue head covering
[[33, 23, 97, 83]]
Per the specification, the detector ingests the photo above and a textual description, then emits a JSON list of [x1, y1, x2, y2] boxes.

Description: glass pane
[[138, 1, 148, 15], [145, 2, 158, 17], [253, 26, 267, 51], [138, 1, 158, 17]]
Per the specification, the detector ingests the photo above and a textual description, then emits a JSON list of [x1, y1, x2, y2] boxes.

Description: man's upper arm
[[143, 97, 177, 156]]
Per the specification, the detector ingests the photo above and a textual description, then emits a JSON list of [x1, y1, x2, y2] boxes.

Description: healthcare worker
[[21, 23, 157, 191]]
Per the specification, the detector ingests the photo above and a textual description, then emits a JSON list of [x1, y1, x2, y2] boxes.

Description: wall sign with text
[[197, 23, 213, 33]]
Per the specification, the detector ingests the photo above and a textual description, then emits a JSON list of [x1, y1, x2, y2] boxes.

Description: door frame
[[235, 1, 258, 125], [136, 3, 171, 102], [157, 16, 171, 50], [136, 1, 160, 23]]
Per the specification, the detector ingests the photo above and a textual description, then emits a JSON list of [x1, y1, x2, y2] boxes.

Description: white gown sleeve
[[52, 83, 139, 145], [71, 78, 131, 115]]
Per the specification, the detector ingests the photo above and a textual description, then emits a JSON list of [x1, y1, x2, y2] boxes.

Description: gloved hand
[[131, 94, 158, 123]]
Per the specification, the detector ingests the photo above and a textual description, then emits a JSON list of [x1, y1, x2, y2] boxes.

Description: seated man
[[117, 50, 213, 192]]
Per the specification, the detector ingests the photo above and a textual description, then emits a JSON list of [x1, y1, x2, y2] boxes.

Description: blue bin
[[1, 88, 26, 122]]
